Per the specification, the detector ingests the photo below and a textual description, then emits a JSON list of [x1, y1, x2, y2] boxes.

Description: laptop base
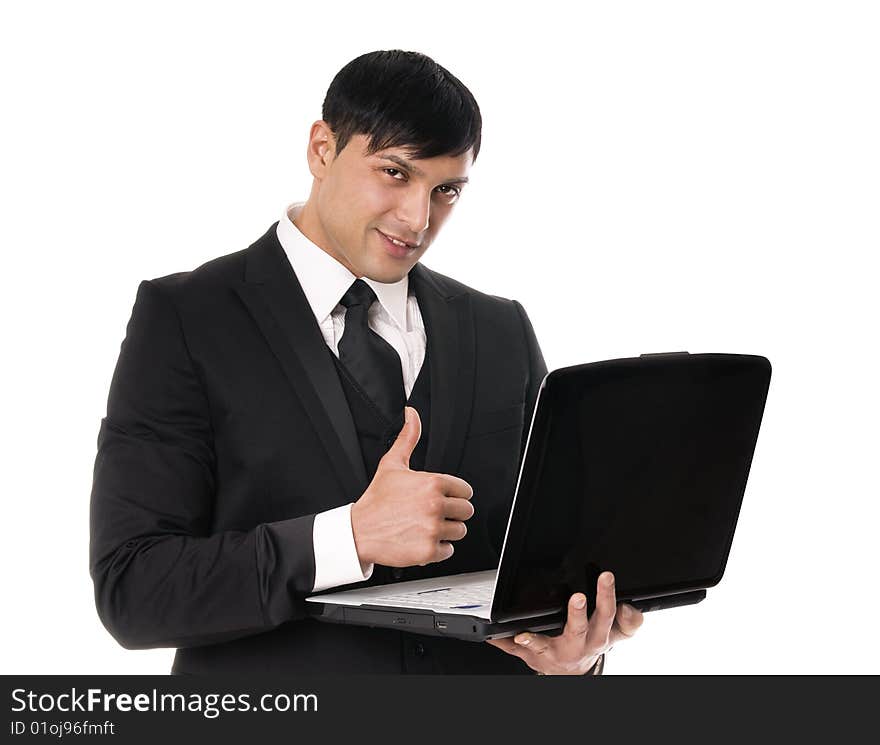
[[309, 589, 706, 641], [310, 603, 567, 641]]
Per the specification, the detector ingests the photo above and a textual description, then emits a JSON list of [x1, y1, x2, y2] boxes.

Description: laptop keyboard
[[372, 578, 495, 610]]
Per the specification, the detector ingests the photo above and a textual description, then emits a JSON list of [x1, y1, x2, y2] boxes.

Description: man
[[89, 50, 643, 675]]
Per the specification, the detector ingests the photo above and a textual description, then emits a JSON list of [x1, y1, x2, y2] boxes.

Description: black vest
[[329, 347, 430, 482]]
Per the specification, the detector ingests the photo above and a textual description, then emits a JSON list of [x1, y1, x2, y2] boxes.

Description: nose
[[396, 187, 431, 235]]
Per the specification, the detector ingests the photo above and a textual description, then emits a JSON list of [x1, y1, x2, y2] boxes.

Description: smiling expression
[[295, 125, 473, 283]]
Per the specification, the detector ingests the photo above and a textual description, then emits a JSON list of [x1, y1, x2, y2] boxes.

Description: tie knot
[[340, 279, 378, 310]]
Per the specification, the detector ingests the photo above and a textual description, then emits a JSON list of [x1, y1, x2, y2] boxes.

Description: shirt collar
[[276, 202, 410, 330]]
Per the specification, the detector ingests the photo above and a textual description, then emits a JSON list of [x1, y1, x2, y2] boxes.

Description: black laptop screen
[[491, 353, 771, 622]]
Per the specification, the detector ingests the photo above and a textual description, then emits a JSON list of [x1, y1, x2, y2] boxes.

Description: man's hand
[[351, 406, 475, 567], [487, 571, 644, 675]]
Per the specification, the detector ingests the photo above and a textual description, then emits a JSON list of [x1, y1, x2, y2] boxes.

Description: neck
[[292, 198, 358, 276]]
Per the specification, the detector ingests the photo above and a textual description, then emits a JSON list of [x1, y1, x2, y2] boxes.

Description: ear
[[305, 120, 337, 179]]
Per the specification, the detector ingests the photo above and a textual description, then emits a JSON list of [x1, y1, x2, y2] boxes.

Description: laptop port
[[436, 620, 448, 630]]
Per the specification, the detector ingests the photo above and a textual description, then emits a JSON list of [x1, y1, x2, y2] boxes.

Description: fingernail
[[516, 635, 530, 645], [573, 595, 586, 609], [620, 604, 632, 619], [604, 573, 615, 588]]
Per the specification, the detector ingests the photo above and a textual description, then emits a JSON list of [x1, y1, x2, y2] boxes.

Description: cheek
[[336, 174, 394, 222], [364, 189, 399, 224], [428, 204, 454, 233], [318, 181, 366, 243]]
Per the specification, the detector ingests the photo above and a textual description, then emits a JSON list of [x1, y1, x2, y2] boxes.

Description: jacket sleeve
[[89, 279, 316, 650], [511, 299, 548, 469]]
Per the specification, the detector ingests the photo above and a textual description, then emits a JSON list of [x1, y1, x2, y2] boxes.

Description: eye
[[434, 184, 461, 204], [383, 168, 407, 180]]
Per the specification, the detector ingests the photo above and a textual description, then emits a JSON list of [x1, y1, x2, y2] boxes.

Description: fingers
[[486, 636, 545, 666], [561, 593, 589, 643], [432, 541, 455, 563], [489, 574, 643, 673], [609, 603, 644, 646], [436, 473, 474, 501], [442, 495, 475, 522], [583, 572, 617, 652], [513, 632, 551, 656], [556, 589, 591, 661], [437, 519, 468, 542], [383, 406, 422, 468], [487, 633, 551, 674], [486, 637, 527, 658]]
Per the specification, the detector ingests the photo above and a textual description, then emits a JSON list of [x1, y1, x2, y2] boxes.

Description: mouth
[[377, 229, 420, 259]]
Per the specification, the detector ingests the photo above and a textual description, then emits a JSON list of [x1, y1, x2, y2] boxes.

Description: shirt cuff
[[311, 503, 374, 592]]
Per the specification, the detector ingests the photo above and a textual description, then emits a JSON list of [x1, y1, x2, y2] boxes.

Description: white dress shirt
[[275, 203, 427, 592]]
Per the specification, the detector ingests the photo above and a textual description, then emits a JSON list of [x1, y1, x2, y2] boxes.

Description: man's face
[[310, 132, 472, 283]]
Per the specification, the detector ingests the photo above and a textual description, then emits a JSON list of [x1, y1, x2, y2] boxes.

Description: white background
[[2, 1, 877, 674]]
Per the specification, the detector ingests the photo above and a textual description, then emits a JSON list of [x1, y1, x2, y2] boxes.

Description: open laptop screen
[[491, 353, 771, 622]]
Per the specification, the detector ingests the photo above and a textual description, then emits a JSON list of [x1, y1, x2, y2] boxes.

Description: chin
[[370, 267, 411, 284], [365, 257, 416, 284]]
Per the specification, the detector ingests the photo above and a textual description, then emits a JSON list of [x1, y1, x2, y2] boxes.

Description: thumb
[[381, 406, 421, 470]]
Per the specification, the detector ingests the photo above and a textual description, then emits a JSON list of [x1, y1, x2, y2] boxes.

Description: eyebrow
[[380, 154, 470, 185]]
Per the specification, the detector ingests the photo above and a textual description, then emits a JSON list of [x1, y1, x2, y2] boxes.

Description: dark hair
[[322, 50, 482, 162]]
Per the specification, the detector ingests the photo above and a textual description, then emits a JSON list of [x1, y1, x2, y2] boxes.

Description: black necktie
[[338, 279, 406, 421]]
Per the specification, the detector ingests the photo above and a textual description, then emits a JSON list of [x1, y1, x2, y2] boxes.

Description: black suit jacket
[[89, 224, 547, 674]]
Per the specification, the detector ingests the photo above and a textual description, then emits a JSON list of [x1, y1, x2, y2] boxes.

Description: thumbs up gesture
[[350, 406, 475, 568]]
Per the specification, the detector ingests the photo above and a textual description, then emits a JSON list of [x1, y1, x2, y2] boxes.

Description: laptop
[[306, 352, 771, 640]]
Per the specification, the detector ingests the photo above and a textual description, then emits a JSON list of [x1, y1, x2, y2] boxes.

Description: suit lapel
[[233, 225, 476, 495], [410, 263, 476, 476], [234, 225, 368, 498]]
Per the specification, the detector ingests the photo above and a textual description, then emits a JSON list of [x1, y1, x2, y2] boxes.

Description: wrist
[[349, 499, 374, 567]]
